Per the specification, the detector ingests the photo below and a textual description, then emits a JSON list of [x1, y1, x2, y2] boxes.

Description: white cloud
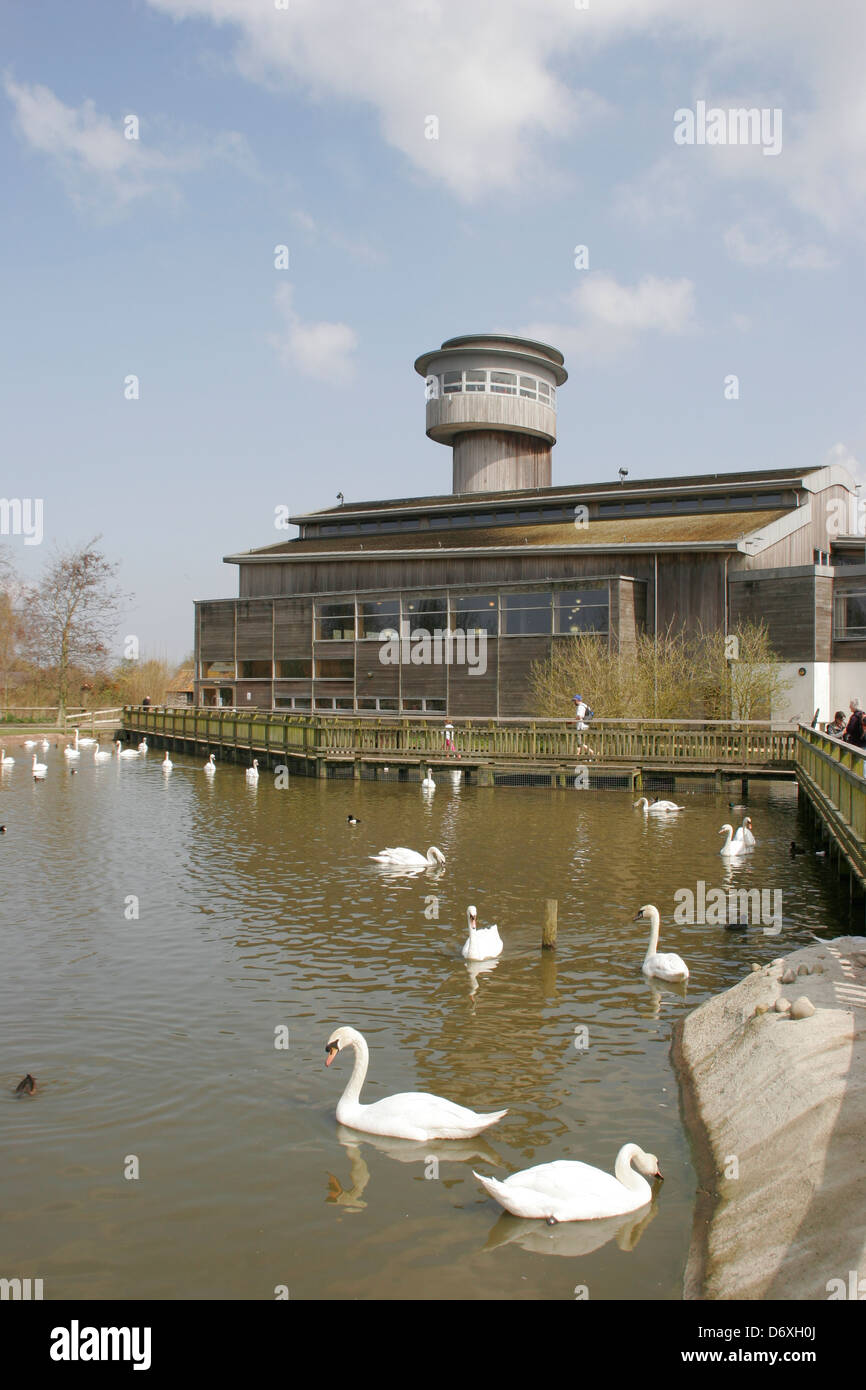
[[290, 207, 385, 266], [4, 75, 251, 213], [523, 272, 696, 363], [268, 283, 358, 382], [724, 219, 833, 270]]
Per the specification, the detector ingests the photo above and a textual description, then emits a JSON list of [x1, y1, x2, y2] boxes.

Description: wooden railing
[[123, 706, 799, 768], [795, 725, 866, 882]]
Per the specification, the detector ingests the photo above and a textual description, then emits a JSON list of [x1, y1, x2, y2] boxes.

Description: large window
[[201, 660, 234, 678], [359, 600, 400, 639], [238, 660, 271, 679], [403, 597, 447, 634], [316, 603, 355, 641], [276, 658, 313, 679], [433, 368, 555, 405], [835, 592, 866, 639], [315, 658, 355, 680], [555, 589, 608, 635], [502, 592, 552, 635], [452, 594, 498, 635]]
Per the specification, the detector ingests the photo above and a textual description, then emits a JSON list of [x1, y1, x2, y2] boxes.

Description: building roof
[[226, 509, 787, 563], [167, 665, 195, 692]]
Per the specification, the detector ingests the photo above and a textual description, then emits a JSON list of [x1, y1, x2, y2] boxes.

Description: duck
[[790, 841, 806, 857], [245, 758, 259, 784], [204, 753, 216, 775], [634, 905, 689, 982], [473, 1143, 662, 1224], [719, 823, 746, 856], [31, 753, 48, 780], [14, 1074, 36, 1096], [324, 1026, 507, 1141], [633, 797, 683, 814], [462, 905, 503, 961], [137, 738, 148, 754], [115, 740, 139, 760], [162, 751, 173, 772], [421, 767, 436, 790], [347, 815, 360, 825], [370, 846, 445, 868], [732, 815, 756, 849], [0, 824, 6, 833], [0, 748, 14, 766], [93, 744, 112, 762]]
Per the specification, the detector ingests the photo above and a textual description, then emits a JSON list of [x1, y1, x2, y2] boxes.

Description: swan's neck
[[644, 912, 660, 958], [614, 1144, 649, 1192], [341, 1035, 369, 1108], [722, 826, 733, 846]]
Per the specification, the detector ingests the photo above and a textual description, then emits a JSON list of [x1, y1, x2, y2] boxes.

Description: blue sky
[[2, 0, 864, 662]]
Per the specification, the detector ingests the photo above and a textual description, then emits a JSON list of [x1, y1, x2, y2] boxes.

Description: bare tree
[[26, 539, 129, 724], [0, 550, 24, 710]]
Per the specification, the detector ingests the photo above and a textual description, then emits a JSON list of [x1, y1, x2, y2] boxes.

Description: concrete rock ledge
[[673, 936, 866, 1300]]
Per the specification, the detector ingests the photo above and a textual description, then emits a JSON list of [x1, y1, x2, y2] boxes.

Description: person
[[825, 710, 847, 736], [572, 694, 593, 730], [141, 695, 152, 710], [444, 720, 459, 759], [843, 698, 866, 748]]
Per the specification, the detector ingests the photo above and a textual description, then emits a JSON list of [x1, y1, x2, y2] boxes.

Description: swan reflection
[[482, 1199, 658, 1258]]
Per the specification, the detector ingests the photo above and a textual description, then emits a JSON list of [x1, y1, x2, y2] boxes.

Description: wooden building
[[195, 335, 866, 723]]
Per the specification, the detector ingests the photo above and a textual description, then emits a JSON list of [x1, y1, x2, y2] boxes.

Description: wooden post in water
[[542, 898, 558, 950]]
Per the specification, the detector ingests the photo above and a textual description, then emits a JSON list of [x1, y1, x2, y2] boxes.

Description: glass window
[[489, 370, 517, 394], [357, 697, 378, 710], [218, 688, 234, 707], [452, 595, 498, 635], [238, 660, 271, 679], [555, 588, 609, 635], [358, 600, 400, 638], [315, 658, 355, 680], [378, 698, 399, 711], [315, 603, 355, 640], [537, 381, 552, 402], [403, 597, 447, 634], [425, 698, 446, 711], [518, 509, 541, 522], [465, 369, 486, 392], [502, 592, 552, 635], [201, 660, 234, 678], [359, 522, 379, 533], [836, 592, 866, 638], [335, 698, 354, 710], [442, 370, 463, 394], [315, 697, 336, 710], [429, 516, 451, 529], [403, 697, 423, 711], [276, 659, 312, 679]]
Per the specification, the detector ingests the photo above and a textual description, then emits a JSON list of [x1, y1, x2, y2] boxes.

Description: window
[[835, 592, 866, 639], [201, 660, 234, 678], [555, 588, 609, 635], [315, 697, 336, 710], [276, 659, 312, 679], [403, 697, 423, 711], [275, 695, 311, 710], [453, 594, 498, 635], [378, 698, 399, 711], [335, 698, 354, 710], [519, 375, 537, 400], [424, 698, 446, 712], [316, 603, 355, 641], [315, 657, 355, 680], [404, 597, 447, 634], [489, 370, 517, 394], [442, 370, 463, 394], [357, 697, 378, 710], [465, 369, 486, 392], [359, 600, 400, 638], [238, 660, 271, 679], [502, 592, 552, 635]]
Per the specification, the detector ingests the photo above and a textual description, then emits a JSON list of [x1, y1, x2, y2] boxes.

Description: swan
[[93, 744, 112, 762], [462, 905, 503, 961], [325, 1026, 507, 1140], [633, 797, 683, 814], [421, 767, 436, 789], [137, 738, 148, 754], [162, 751, 173, 772], [40, 738, 50, 751], [245, 758, 259, 783], [31, 753, 47, 780], [115, 740, 139, 759], [63, 740, 80, 759], [370, 846, 445, 868], [204, 753, 216, 775], [733, 816, 756, 849], [473, 1143, 662, 1223], [719, 823, 746, 856], [635, 904, 689, 982], [24, 739, 37, 750], [77, 733, 96, 748], [0, 748, 14, 766]]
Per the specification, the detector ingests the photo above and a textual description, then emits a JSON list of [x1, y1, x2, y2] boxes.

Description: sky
[[1, 0, 865, 663]]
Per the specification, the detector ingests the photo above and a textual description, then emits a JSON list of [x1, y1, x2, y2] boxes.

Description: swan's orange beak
[[325, 1044, 338, 1067]]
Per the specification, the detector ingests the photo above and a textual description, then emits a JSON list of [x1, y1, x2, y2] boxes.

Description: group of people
[[824, 698, 866, 748]]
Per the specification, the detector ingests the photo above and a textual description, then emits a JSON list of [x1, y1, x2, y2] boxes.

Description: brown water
[[0, 748, 854, 1300]]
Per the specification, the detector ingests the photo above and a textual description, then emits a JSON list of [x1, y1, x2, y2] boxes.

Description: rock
[[797, 963, 810, 976], [754, 1002, 769, 1015], [751, 963, 762, 973], [781, 968, 796, 984], [791, 996, 816, 1020], [812, 963, 824, 974], [775, 998, 791, 1013], [772, 958, 784, 967]]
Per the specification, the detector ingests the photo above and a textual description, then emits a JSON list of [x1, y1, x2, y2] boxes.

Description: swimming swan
[[31, 753, 48, 779], [634, 797, 683, 813], [462, 905, 503, 961], [245, 759, 259, 783], [115, 741, 139, 759], [635, 904, 689, 982], [162, 751, 173, 772], [719, 824, 746, 856], [421, 767, 436, 789], [204, 754, 216, 775], [733, 816, 756, 849], [93, 744, 112, 761], [473, 1143, 662, 1223], [370, 846, 445, 868], [325, 1026, 507, 1141], [0, 748, 14, 766], [138, 738, 148, 754]]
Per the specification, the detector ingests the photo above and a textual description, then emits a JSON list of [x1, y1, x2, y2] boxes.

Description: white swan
[[1, 748, 14, 766], [635, 904, 689, 982], [162, 751, 173, 772], [370, 846, 445, 868], [24, 739, 37, 750], [733, 816, 756, 849], [325, 1026, 507, 1141], [93, 744, 112, 762], [245, 758, 259, 783], [31, 753, 48, 780], [473, 1143, 662, 1223], [63, 739, 81, 759], [137, 738, 148, 754], [40, 738, 50, 751], [634, 797, 683, 814], [77, 733, 96, 748], [462, 905, 503, 961], [115, 740, 139, 760], [421, 766, 436, 789], [204, 753, 216, 775], [719, 823, 746, 856]]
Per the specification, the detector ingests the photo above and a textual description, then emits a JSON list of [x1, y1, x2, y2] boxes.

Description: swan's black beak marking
[[325, 1042, 339, 1067], [632, 910, 645, 922]]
